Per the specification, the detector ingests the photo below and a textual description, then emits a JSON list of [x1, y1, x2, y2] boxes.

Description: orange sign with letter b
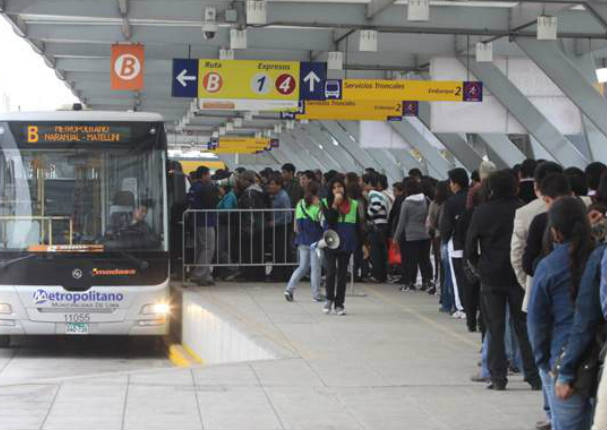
[[111, 44, 144, 91]]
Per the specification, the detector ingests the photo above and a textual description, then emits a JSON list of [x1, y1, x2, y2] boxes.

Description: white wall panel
[[429, 57, 582, 135]]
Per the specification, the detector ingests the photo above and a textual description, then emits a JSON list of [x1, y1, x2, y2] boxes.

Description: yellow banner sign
[[341, 79, 481, 102], [198, 59, 300, 101], [298, 100, 403, 120], [212, 147, 268, 154], [218, 137, 270, 147]]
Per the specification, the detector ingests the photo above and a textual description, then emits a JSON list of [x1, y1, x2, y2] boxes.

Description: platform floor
[[0, 282, 543, 430]]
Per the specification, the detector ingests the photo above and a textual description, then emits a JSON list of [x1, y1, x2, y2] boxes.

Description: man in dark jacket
[[439, 168, 469, 320], [188, 166, 218, 286], [236, 170, 267, 281], [465, 170, 540, 391], [518, 159, 537, 204], [281, 163, 303, 208]]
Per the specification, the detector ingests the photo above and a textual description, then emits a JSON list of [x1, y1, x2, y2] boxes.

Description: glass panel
[[0, 124, 166, 252]]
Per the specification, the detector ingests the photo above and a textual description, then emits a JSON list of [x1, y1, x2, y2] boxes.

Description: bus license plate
[[65, 322, 89, 335]]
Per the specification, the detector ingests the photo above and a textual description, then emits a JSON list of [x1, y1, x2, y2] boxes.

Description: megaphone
[[317, 229, 340, 250]]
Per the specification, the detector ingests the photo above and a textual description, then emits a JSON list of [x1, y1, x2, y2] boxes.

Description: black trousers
[[241, 230, 265, 281], [464, 278, 480, 331], [269, 224, 291, 281], [325, 251, 351, 308], [369, 225, 388, 282], [400, 239, 432, 286], [481, 285, 539, 385]]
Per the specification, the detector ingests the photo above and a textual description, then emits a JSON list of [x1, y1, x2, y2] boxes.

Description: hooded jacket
[[394, 193, 430, 243]]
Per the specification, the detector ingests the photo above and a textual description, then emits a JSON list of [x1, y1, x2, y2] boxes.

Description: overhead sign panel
[[340, 79, 483, 102], [172, 59, 198, 97], [299, 62, 327, 101], [111, 44, 144, 91], [198, 59, 300, 104], [292, 100, 404, 121]]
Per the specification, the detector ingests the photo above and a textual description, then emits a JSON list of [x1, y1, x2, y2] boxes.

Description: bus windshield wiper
[[0, 254, 37, 271], [119, 252, 150, 272]]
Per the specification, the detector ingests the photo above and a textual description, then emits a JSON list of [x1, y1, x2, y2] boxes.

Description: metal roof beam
[[516, 38, 607, 139], [389, 120, 452, 179], [8, 1, 605, 38], [477, 134, 526, 167], [433, 133, 483, 172], [460, 56, 588, 168]]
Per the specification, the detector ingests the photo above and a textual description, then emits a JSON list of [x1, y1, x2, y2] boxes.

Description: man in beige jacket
[[511, 162, 563, 312], [510, 161, 562, 430]]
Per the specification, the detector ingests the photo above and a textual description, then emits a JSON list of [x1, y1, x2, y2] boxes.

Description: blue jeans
[[505, 305, 523, 371], [286, 245, 321, 299], [539, 369, 593, 430], [440, 243, 454, 312], [481, 305, 524, 379]]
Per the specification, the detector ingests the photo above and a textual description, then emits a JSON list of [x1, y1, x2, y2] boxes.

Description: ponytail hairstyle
[[304, 181, 320, 207], [548, 197, 595, 300]]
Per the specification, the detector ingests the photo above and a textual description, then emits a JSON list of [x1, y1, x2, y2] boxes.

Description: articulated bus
[[0, 111, 170, 345]]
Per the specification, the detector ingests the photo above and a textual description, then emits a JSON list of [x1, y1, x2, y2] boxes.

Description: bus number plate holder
[[65, 322, 89, 335]]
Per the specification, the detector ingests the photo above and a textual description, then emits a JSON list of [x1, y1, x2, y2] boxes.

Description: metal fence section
[[182, 208, 298, 282]]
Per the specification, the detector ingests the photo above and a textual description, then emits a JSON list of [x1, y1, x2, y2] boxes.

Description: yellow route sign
[[340, 79, 482, 102], [298, 100, 403, 120], [198, 59, 300, 101]]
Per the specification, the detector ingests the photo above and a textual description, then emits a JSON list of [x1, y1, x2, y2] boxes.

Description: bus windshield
[[0, 121, 167, 253]]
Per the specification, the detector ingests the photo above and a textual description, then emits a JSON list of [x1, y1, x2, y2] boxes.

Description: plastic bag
[[388, 239, 402, 266]]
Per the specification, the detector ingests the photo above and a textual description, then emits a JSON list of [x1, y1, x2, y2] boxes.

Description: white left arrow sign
[[177, 69, 196, 87], [303, 71, 321, 92]]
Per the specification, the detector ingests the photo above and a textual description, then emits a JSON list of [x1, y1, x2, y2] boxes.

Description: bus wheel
[[0, 336, 11, 348]]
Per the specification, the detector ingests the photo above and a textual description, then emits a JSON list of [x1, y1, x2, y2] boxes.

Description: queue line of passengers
[[176, 159, 607, 430]]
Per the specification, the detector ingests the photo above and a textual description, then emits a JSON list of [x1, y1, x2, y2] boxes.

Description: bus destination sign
[[24, 124, 131, 144]]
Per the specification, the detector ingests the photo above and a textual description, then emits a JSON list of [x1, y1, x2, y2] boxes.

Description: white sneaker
[[323, 300, 333, 314], [335, 306, 346, 316], [451, 310, 466, 319]]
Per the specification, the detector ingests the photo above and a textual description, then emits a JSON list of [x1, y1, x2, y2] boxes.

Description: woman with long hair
[[321, 177, 362, 315], [394, 178, 432, 291], [284, 182, 324, 302], [528, 197, 595, 430], [433, 181, 453, 310]]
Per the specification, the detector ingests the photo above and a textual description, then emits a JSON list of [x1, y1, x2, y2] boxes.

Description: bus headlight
[[0, 304, 12, 314], [140, 302, 170, 316]]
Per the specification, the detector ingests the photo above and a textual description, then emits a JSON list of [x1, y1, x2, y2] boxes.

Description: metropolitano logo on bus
[[32, 289, 125, 308]]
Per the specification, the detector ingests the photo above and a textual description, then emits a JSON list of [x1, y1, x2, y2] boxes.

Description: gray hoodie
[[394, 193, 430, 242]]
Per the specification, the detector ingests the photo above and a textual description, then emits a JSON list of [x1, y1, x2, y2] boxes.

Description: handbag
[[388, 239, 402, 266], [552, 323, 606, 398]]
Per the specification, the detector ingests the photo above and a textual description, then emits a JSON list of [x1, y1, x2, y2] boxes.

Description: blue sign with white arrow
[[299, 62, 327, 101], [172, 59, 198, 98]]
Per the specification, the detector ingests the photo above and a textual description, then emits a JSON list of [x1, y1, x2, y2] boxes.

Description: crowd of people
[[172, 158, 607, 430]]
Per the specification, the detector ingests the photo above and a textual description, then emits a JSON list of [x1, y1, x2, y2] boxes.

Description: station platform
[[0, 282, 542, 430]]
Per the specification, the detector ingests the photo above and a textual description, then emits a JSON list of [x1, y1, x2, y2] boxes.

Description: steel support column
[[461, 57, 588, 168], [390, 120, 453, 179], [516, 38, 607, 139], [568, 52, 607, 164]]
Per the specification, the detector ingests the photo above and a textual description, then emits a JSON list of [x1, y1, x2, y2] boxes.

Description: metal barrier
[[182, 208, 297, 283]]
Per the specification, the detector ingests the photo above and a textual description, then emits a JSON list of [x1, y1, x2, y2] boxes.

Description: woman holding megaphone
[[320, 176, 364, 316]]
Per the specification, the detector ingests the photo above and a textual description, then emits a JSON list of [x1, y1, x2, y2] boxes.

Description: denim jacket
[[602, 248, 607, 320], [556, 244, 605, 384], [527, 243, 575, 371]]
